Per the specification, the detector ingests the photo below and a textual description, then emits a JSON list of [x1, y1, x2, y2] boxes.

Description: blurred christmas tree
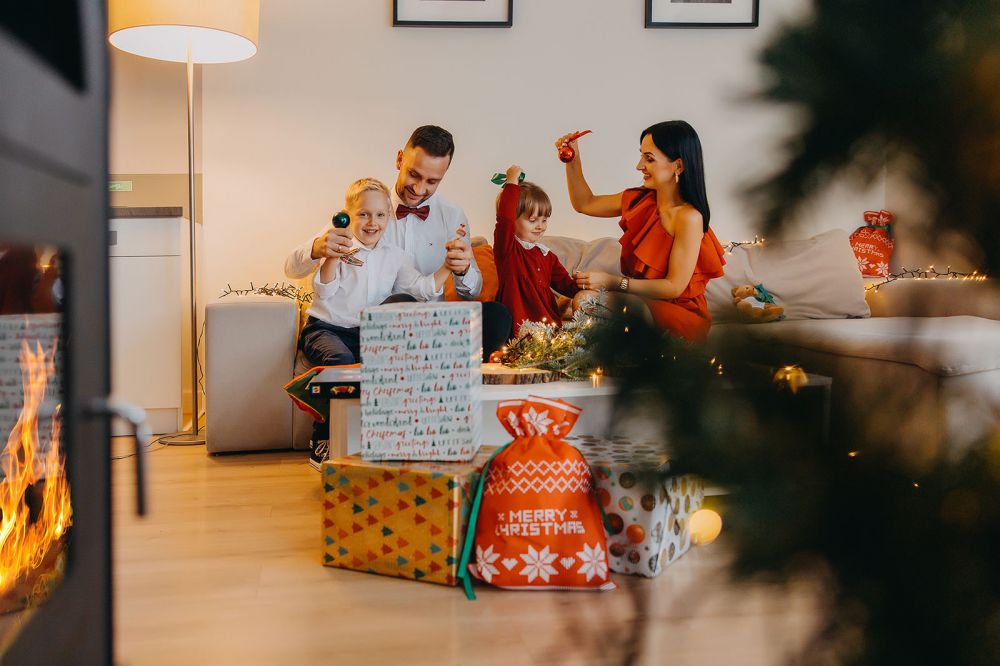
[[592, 319, 1000, 664], [594, 1, 1000, 663], [751, 0, 1000, 273]]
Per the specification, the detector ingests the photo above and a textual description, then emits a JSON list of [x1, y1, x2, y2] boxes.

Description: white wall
[[110, 50, 201, 173], [113, 0, 886, 303]]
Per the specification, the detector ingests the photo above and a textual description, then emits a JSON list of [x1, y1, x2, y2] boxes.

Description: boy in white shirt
[[299, 177, 452, 367], [285, 125, 513, 359]]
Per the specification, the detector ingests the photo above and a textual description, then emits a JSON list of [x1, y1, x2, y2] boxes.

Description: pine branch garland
[[220, 282, 313, 304], [497, 295, 614, 380]]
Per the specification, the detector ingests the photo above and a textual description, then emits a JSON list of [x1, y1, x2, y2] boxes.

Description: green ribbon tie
[[867, 223, 893, 238], [457, 442, 511, 601]]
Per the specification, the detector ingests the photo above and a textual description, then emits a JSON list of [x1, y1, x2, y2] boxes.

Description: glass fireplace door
[[1, 2, 117, 663]]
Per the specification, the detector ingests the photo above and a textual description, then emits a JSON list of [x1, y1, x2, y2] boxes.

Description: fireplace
[[1, 3, 128, 663], [0, 248, 71, 616]]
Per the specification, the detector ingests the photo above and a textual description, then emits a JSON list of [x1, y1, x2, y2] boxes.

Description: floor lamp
[[109, 0, 259, 443]]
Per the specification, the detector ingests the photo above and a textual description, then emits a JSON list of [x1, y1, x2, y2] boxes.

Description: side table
[[311, 374, 624, 460]]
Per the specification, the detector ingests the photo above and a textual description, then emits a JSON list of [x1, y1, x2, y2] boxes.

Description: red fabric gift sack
[[850, 209, 895, 277], [457, 397, 615, 598]]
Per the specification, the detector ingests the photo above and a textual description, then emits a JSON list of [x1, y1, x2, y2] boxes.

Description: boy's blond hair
[[516, 181, 552, 219], [345, 177, 392, 211]]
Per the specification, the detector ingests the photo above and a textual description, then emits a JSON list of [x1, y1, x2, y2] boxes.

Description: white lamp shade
[[108, 0, 259, 64]]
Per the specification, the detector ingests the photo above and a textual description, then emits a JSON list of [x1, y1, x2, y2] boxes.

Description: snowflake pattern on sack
[[476, 544, 501, 583], [857, 256, 870, 272], [551, 419, 574, 437], [521, 407, 554, 435], [504, 411, 525, 437], [576, 543, 609, 582], [519, 545, 559, 583], [874, 261, 889, 277]]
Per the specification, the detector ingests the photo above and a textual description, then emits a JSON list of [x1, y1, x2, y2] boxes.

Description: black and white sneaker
[[308, 439, 329, 472]]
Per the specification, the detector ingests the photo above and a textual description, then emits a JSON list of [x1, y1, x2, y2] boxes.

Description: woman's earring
[[674, 172, 680, 183]]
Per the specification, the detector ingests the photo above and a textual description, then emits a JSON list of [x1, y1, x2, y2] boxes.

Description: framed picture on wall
[[645, 0, 759, 28], [393, 0, 513, 28]]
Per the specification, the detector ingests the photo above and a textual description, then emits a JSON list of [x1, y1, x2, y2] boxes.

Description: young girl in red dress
[[493, 165, 580, 335]]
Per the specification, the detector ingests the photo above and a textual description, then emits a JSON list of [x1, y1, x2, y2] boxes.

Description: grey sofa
[[205, 230, 1000, 467], [205, 295, 312, 453]]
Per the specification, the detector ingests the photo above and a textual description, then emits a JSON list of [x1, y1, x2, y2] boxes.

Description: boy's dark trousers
[[298, 316, 360, 444]]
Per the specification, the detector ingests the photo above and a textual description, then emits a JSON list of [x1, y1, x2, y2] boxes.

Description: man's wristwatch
[[619, 276, 630, 292], [454, 268, 469, 278]]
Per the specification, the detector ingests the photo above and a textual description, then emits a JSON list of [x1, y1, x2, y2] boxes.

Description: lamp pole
[[185, 45, 204, 441], [107, 0, 260, 446], [164, 44, 205, 444]]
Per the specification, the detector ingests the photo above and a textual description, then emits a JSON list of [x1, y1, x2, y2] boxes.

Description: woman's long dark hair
[[640, 120, 711, 231]]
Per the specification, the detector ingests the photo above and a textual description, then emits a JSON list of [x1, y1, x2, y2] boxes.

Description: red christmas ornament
[[557, 129, 593, 163]]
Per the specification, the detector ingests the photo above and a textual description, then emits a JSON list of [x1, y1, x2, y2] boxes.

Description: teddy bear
[[731, 284, 785, 323]]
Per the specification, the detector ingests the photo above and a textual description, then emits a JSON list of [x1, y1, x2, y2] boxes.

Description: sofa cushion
[[444, 244, 499, 302], [206, 296, 302, 453], [865, 278, 1000, 320], [707, 229, 870, 322], [544, 235, 622, 276], [715, 315, 1000, 376]]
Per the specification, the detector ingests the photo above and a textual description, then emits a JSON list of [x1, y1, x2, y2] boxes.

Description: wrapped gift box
[[321, 446, 495, 585], [567, 435, 704, 577], [360, 302, 482, 461]]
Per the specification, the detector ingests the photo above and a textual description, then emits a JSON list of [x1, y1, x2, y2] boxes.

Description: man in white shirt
[[285, 125, 512, 358]]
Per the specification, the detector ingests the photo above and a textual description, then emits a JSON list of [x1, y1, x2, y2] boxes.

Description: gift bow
[[863, 209, 894, 237], [497, 396, 581, 438]]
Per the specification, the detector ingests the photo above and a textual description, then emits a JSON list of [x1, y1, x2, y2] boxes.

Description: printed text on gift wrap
[[361, 308, 481, 460], [496, 508, 586, 537]]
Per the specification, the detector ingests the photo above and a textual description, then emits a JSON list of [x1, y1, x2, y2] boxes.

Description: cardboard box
[[321, 447, 495, 585], [359, 302, 482, 461], [567, 435, 704, 577], [309, 366, 361, 460]]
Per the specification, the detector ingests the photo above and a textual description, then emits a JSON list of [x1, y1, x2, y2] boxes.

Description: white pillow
[[543, 236, 622, 276], [709, 229, 870, 322], [706, 246, 753, 322]]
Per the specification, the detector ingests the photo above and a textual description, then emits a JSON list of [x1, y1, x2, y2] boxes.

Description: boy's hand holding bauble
[[311, 226, 356, 261], [331, 211, 350, 228], [505, 165, 523, 185]]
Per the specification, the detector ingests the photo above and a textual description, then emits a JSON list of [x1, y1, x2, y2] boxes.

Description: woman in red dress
[[559, 121, 725, 342]]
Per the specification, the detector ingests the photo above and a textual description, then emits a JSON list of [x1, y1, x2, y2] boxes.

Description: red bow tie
[[395, 204, 430, 221]]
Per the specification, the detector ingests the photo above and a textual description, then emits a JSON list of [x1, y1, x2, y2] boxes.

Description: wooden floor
[[112, 440, 820, 666]]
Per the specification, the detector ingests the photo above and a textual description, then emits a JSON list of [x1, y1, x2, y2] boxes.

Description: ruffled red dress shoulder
[[617, 188, 725, 342]]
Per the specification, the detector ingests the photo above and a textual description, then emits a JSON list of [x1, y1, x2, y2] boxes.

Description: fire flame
[[0, 340, 72, 595]]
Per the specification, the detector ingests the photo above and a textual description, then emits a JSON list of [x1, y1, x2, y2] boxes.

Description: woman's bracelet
[[618, 276, 630, 293]]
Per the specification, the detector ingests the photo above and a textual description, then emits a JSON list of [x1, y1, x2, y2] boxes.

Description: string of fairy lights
[[865, 266, 988, 292], [723, 236, 765, 254], [219, 282, 313, 304], [721, 237, 989, 294]]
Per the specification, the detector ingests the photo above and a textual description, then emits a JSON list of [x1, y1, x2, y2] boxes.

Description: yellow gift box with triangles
[[321, 447, 495, 585]]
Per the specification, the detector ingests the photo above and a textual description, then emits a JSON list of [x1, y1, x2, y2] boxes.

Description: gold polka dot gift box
[[566, 435, 704, 577], [321, 447, 495, 585]]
